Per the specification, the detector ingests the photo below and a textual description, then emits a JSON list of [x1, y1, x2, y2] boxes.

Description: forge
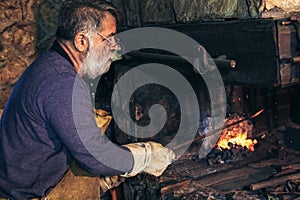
[[91, 17, 300, 200]]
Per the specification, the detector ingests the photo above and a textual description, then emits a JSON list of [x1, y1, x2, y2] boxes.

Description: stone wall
[[0, 0, 300, 111], [0, 0, 62, 110], [115, 0, 300, 26]]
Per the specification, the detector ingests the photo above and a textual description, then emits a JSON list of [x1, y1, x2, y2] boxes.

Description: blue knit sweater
[[0, 41, 133, 200]]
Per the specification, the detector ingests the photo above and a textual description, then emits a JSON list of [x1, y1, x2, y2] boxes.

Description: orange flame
[[217, 116, 258, 152]]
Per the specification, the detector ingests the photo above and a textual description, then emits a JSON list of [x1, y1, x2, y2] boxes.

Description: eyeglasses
[[95, 31, 123, 61], [95, 31, 120, 45]]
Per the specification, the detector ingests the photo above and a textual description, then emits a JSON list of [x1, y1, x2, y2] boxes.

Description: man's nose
[[110, 36, 120, 51], [110, 43, 119, 51]]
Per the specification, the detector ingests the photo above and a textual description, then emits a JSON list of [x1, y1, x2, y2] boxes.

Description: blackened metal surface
[[161, 19, 299, 87]]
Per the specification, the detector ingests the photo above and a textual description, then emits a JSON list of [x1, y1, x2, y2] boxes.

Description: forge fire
[[217, 114, 258, 152]]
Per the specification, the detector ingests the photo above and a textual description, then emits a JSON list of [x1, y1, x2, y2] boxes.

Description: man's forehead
[[100, 12, 117, 34]]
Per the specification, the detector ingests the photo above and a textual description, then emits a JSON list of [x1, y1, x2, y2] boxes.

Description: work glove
[[143, 142, 176, 176], [122, 141, 176, 177], [99, 175, 125, 192]]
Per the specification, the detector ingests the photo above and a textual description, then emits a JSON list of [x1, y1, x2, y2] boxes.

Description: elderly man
[[0, 0, 175, 199]]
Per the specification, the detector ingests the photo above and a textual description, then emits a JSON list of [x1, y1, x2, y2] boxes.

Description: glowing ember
[[217, 114, 258, 152]]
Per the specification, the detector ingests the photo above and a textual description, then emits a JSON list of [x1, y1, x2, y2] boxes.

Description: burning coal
[[217, 114, 258, 152], [193, 114, 259, 166]]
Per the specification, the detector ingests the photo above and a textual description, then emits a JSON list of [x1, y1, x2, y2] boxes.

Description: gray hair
[[56, 0, 121, 40]]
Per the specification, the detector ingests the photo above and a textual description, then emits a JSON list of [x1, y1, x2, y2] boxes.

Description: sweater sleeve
[[40, 73, 133, 176]]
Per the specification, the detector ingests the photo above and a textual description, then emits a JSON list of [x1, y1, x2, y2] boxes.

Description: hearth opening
[[93, 17, 300, 200]]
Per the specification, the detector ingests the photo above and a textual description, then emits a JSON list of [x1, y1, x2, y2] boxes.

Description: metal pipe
[[126, 50, 237, 70], [292, 56, 300, 63]]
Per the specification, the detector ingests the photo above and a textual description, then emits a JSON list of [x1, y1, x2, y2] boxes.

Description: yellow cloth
[[41, 169, 102, 200], [94, 109, 113, 134]]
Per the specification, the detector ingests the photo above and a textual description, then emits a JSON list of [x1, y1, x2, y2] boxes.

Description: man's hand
[[99, 175, 125, 192], [122, 142, 176, 177], [143, 142, 176, 177]]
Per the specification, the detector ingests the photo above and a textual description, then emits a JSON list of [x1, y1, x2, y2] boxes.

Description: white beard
[[80, 42, 113, 79]]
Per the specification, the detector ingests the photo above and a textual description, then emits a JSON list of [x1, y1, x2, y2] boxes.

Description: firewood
[[273, 168, 299, 177], [281, 163, 300, 171], [250, 172, 300, 190], [272, 163, 300, 177], [160, 179, 191, 194], [270, 191, 300, 195]]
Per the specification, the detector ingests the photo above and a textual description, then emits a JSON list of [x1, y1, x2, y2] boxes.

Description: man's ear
[[74, 32, 89, 52]]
